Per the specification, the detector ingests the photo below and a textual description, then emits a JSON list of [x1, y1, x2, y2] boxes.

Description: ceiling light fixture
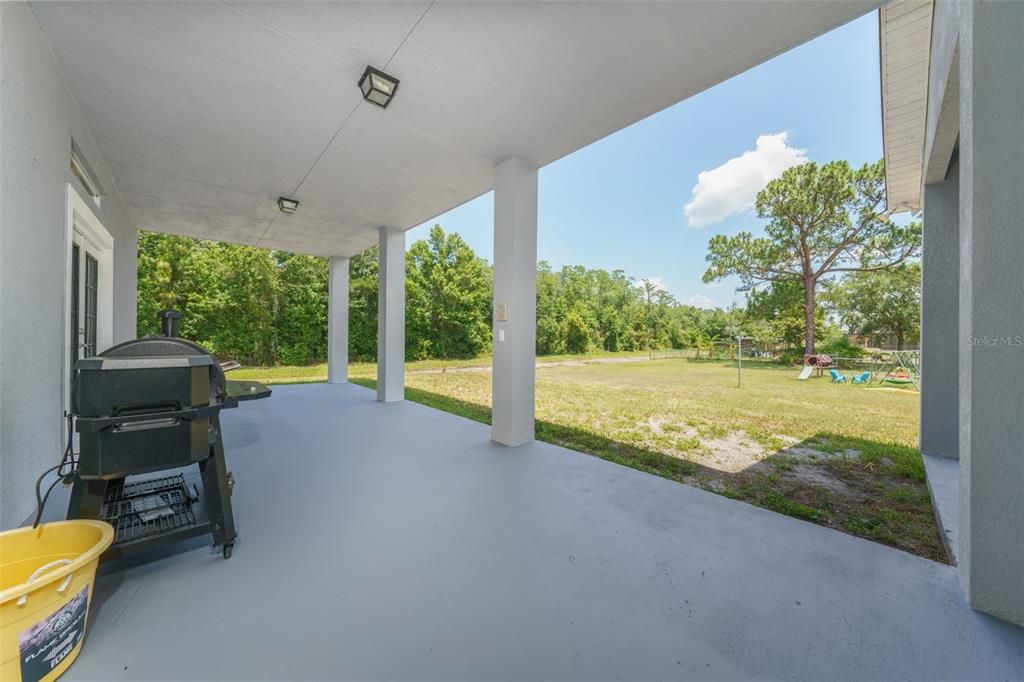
[[277, 197, 299, 214], [359, 66, 399, 108]]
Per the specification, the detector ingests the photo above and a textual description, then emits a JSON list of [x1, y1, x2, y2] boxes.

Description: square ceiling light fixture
[[277, 197, 299, 214], [359, 66, 399, 108]]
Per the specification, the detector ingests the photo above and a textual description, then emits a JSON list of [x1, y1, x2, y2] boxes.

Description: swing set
[[873, 350, 920, 390]]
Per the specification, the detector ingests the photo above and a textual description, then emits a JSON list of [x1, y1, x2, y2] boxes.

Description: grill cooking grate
[[102, 474, 197, 545]]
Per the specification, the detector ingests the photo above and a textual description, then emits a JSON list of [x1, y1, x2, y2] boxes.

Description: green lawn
[[234, 356, 942, 561]]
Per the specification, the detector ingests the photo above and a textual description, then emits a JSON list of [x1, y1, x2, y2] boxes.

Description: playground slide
[[797, 365, 813, 380]]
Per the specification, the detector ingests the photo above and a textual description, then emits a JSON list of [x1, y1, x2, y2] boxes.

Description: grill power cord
[[32, 412, 79, 528]]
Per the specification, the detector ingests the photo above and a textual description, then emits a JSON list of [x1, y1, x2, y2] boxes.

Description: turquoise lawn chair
[[852, 371, 871, 384], [829, 369, 847, 383]]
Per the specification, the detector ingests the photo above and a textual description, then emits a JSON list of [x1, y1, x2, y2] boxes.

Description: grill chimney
[[158, 309, 182, 337]]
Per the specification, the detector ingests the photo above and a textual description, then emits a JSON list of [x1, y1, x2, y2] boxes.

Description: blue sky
[[407, 11, 883, 310]]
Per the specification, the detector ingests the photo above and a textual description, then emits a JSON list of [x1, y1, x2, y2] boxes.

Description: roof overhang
[[879, 0, 933, 214], [31, 1, 878, 257]]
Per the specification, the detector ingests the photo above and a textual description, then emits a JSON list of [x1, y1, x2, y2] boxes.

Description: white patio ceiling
[[30, 1, 877, 258]]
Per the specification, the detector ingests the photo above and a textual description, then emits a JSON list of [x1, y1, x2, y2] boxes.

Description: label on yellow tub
[[18, 586, 88, 682]]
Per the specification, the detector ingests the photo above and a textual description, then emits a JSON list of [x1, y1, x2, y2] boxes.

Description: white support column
[[491, 157, 538, 446], [377, 226, 405, 402], [957, 0, 1024, 626], [327, 256, 349, 384]]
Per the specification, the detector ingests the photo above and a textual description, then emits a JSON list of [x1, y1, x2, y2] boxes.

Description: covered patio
[[70, 383, 1024, 680], [3, 0, 1024, 677]]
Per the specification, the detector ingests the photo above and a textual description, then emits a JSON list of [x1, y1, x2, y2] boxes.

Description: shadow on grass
[[717, 432, 945, 562], [350, 377, 946, 563]]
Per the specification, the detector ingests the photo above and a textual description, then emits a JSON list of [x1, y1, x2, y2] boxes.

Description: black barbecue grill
[[66, 313, 270, 560]]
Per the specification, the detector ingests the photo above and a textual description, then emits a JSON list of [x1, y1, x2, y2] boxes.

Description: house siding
[[0, 1, 137, 529]]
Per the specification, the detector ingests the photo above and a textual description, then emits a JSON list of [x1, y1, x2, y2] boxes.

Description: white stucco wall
[[0, 2, 138, 529], [920, 0, 1024, 627]]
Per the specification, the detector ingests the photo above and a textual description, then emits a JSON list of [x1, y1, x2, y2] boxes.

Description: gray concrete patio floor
[[69, 383, 1023, 680]]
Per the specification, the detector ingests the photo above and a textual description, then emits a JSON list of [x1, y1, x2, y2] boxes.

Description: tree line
[[138, 159, 922, 366], [138, 225, 740, 366]]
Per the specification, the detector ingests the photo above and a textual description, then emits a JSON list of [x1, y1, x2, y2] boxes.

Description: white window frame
[[63, 182, 115, 420]]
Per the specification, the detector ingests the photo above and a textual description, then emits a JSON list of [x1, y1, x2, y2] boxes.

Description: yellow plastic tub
[[1, 521, 114, 682]]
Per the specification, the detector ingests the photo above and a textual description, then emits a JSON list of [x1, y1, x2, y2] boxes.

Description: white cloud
[[633, 276, 668, 293], [686, 294, 715, 309], [684, 132, 808, 228]]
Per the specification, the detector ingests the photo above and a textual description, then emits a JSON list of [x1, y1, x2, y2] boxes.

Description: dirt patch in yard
[[642, 421, 948, 563], [699, 432, 769, 473], [647, 418, 770, 473], [783, 463, 859, 498]]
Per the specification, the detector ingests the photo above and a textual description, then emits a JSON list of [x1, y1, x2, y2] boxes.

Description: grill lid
[[74, 354, 215, 370]]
